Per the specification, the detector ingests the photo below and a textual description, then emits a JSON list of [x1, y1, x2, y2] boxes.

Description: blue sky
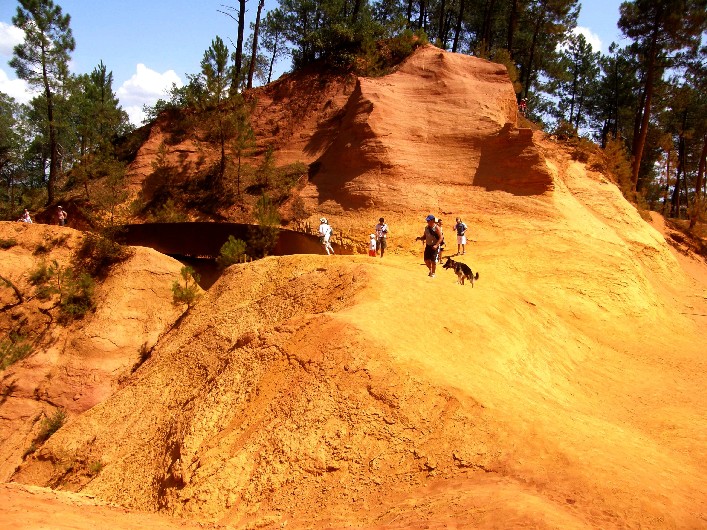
[[1, 0, 627, 125]]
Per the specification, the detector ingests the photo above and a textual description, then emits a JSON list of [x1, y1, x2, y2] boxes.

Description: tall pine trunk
[[247, 0, 265, 89], [452, 0, 465, 52], [230, 0, 247, 95], [507, 0, 519, 57], [689, 134, 707, 230], [44, 59, 57, 205]]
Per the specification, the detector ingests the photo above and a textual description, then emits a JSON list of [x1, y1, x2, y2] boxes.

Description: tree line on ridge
[[1, 0, 705, 229]]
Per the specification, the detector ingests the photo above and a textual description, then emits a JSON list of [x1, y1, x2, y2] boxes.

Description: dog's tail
[[474, 272, 479, 280]]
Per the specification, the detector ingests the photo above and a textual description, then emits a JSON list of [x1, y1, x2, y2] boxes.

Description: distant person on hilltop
[[18, 209, 32, 223], [57, 205, 67, 226], [519, 98, 527, 116], [318, 217, 334, 255], [374, 217, 389, 258], [368, 234, 377, 256], [416, 214, 442, 277], [453, 217, 467, 255]]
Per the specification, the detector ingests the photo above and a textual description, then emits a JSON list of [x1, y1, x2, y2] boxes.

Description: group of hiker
[[318, 213, 470, 277], [16, 205, 67, 226], [318, 216, 390, 258]]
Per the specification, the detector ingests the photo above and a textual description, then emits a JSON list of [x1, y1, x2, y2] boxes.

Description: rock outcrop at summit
[[272, 46, 554, 211]]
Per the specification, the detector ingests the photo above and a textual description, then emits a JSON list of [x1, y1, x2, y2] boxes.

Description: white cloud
[[0, 21, 24, 56], [572, 26, 603, 54], [117, 64, 183, 125], [0, 67, 36, 104]]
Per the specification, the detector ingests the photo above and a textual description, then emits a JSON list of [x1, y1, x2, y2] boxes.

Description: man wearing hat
[[416, 214, 442, 277]]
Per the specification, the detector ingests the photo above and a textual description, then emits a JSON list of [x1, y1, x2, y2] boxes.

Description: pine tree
[[10, 0, 75, 206], [551, 32, 600, 130], [247, 0, 266, 89], [199, 36, 233, 186], [261, 9, 289, 84], [618, 0, 707, 192]]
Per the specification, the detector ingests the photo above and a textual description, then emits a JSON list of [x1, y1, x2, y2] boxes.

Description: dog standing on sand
[[442, 257, 479, 286]]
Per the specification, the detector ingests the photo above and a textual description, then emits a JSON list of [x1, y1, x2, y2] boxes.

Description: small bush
[[0, 238, 17, 249], [217, 235, 247, 268], [249, 195, 280, 258], [151, 197, 188, 223], [29, 262, 53, 286], [60, 271, 96, 321], [88, 460, 104, 476], [603, 136, 633, 193], [290, 195, 309, 221], [34, 284, 54, 301], [33, 243, 50, 255], [0, 332, 33, 370], [75, 233, 132, 278], [36, 408, 66, 443], [172, 266, 201, 308], [553, 120, 577, 141]]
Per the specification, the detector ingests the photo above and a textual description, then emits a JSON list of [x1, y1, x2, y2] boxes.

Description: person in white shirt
[[374, 217, 389, 258], [19, 209, 32, 223], [318, 217, 334, 255], [368, 234, 377, 256], [453, 217, 468, 255]]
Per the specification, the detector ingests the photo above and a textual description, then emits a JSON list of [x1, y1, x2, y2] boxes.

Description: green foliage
[[88, 460, 104, 476], [29, 261, 53, 286], [60, 271, 96, 321], [546, 33, 600, 131], [27, 233, 128, 321], [0, 238, 18, 249], [70, 152, 128, 214], [74, 232, 132, 279], [36, 408, 66, 444], [151, 198, 189, 223], [352, 29, 428, 76], [249, 194, 281, 258], [10, 0, 76, 204], [228, 98, 257, 198], [172, 266, 201, 308], [604, 136, 634, 194], [553, 120, 578, 141], [0, 332, 33, 370], [217, 235, 248, 268], [256, 146, 276, 189]]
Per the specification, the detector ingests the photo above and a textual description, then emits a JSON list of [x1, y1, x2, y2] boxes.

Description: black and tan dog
[[442, 256, 479, 286]]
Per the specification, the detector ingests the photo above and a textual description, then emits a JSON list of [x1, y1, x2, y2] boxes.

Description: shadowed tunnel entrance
[[117, 223, 342, 289]]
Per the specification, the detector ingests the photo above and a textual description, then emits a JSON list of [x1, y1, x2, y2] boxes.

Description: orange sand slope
[[1, 44, 706, 529]]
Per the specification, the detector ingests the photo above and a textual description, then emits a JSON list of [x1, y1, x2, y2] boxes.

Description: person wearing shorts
[[374, 217, 388, 258], [453, 217, 467, 255], [417, 214, 442, 277], [318, 217, 334, 255]]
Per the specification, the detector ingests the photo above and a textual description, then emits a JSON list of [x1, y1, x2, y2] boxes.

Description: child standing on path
[[368, 234, 377, 256]]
